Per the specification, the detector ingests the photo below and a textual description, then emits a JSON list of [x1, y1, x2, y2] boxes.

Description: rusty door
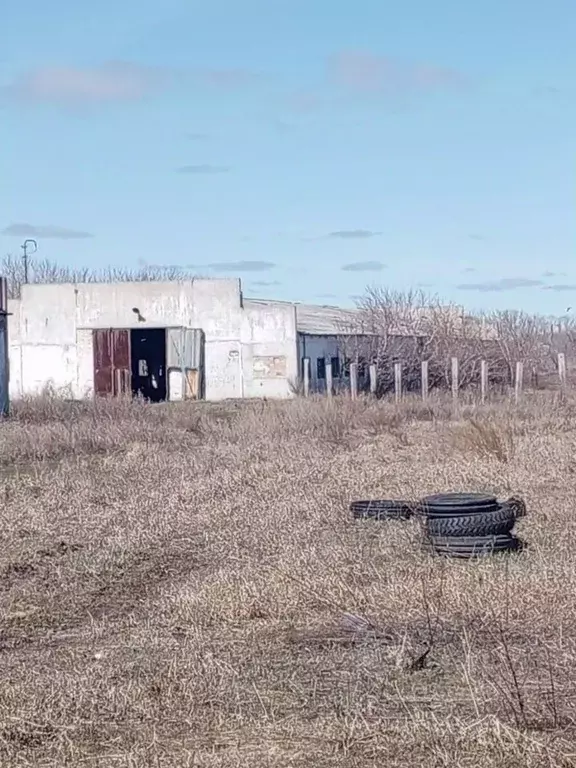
[[93, 329, 131, 397]]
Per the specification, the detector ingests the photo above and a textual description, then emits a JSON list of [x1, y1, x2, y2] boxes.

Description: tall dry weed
[[452, 417, 516, 463]]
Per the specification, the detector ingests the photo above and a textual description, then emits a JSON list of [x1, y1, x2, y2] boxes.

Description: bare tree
[[349, 287, 489, 394], [1, 253, 189, 299], [351, 286, 576, 395]]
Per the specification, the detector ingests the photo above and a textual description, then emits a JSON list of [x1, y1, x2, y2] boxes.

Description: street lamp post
[[21, 239, 38, 285]]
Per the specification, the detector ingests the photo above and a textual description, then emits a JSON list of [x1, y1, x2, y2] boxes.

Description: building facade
[[6, 278, 361, 402]]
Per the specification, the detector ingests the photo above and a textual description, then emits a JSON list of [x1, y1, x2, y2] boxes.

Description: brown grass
[[452, 417, 517, 463], [1, 392, 576, 766]]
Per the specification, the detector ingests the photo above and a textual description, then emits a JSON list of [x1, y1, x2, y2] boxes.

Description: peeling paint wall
[[253, 355, 287, 379], [241, 301, 297, 398]]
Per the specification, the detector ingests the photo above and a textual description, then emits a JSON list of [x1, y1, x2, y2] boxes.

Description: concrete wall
[[241, 301, 298, 398], [8, 280, 298, 401]]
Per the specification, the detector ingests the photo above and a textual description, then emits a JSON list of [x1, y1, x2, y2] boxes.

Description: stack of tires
[[420, 492, 525, 559]]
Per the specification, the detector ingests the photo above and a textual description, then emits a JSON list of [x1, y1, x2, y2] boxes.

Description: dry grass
[[1, 392, 576, 766], [452, 417, 517, 463]]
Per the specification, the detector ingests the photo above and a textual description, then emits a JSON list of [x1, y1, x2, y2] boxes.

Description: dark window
[[331, 356, 340, 378], [317, 357, 326, 380], [358, 357, 367, 378]]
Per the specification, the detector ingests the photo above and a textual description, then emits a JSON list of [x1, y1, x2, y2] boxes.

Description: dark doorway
[[130, 328, 167, 402]]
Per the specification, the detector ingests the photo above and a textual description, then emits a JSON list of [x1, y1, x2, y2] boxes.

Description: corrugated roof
[[244, 298, 362, 335], [244, 298, 497, 339], [295, 303, 361, 335]]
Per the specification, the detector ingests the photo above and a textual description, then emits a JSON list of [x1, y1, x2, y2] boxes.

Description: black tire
[[425, 502, 517, 537], [420, 492, 500, 518], [507, 496, 527, 518], [424, 533, 523, 559], [350, 499, 416, 521]]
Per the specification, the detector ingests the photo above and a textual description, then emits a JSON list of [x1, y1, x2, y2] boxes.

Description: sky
[[1, 0, 575, 313]]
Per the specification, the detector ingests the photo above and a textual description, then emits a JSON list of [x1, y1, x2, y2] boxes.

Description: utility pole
[[0, 277, 9, 416], [21, 239, 37, 285]]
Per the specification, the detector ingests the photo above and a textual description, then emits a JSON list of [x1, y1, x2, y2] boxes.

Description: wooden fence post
[[480, 360, 488, 404], [394, 362, 402, 403], [451, 357, 459, 402], [369, 363, 377, 395], [350, 362, 358, 400], [421, 360, 429, 401], [558, 352, 567, 392], [325, 358, 333, 399], [514, 361, 523, 404], [303, 357, 310, 397]]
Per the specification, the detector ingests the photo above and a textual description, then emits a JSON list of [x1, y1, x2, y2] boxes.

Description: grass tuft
[[452, 416, 516, 463]]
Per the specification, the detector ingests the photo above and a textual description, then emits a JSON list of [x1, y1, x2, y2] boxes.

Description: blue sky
[[1, 0, 574, 313]]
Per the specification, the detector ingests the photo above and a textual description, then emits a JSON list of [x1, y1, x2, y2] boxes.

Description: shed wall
[[298, 334, 345, 391], [8, 280, 298, 401]]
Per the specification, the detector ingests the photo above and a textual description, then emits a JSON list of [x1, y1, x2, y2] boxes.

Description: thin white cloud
[[2, 223, 93, 239], [206, 261, 276, 272], [329, 229, 381, 239], [457, 277, 544, 292], [543, 284, 576, 292], [329, 51, 466, 95], [3, 62, 263, 107], [342, 261, 386, 272], [5, 62, 167, 104]]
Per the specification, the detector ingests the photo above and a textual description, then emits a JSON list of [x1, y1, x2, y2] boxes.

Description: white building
[[6, 278, 363, 402]]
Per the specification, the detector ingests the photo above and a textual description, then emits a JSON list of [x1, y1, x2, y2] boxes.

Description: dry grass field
[[1, 392, 576, 767]]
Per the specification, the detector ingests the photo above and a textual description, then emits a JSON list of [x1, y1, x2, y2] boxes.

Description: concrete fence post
[[394, 362, 402, 403], [325, 357, 333, 399], [451, 357, 459, 402], [369, 363, 377, 395], [480, 360, 488, 404], [514, 361, 523, 404], [350, 362, 358, 400], [421, 360, 429, 401], [303, 357, 310, 397], [558, 352, 567, 392]]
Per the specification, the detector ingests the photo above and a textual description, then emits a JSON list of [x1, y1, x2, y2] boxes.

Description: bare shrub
[[1, 252, 193, 299], [347, 287, 576, 398], [452, 417, 516, 463]]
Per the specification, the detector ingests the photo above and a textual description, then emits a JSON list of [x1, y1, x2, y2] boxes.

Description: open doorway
[[130, 328, 167, 402]]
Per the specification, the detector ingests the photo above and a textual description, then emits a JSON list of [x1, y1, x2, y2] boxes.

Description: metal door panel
[[166, 327, 204, 400], [93, 328, 131, 397], [93, 328, 113, 396], [111, 329, 130, 370]]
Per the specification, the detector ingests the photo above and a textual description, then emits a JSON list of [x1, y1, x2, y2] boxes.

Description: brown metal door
[[93, 329, 131, 397]]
